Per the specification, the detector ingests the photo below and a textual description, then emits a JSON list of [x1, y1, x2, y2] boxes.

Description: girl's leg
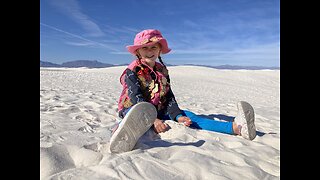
[[182, 110, 234, 135], [112, 107, 132, 135]]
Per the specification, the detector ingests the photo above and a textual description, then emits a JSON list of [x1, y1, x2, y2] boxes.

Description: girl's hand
[[177, 116, 192, 126], [153, 118, 169, 134]]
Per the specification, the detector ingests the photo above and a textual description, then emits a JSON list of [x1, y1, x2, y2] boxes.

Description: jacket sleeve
[[165, 75, 183, 121], [166, 88, 183, 121], [125, 69, 146, 104]]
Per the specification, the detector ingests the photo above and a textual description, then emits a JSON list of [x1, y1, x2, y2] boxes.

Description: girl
[[109, 29, 256, 153]]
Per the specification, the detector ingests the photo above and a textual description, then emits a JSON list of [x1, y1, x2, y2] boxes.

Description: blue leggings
[[164, 110, 234, 135], [122, 108, 234, 135]]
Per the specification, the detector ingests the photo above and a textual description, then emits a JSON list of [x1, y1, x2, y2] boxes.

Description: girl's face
[[137, 43, 161, 62]]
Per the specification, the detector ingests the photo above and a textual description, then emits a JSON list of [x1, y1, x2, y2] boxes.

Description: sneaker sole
[[109, 102, 157, 153], [238, 101, 256, 140]]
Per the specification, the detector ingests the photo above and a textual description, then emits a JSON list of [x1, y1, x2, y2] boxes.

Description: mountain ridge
[[40, 60, 279, 70]]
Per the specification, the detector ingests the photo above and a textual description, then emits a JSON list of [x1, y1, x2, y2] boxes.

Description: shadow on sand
[[141, 139, 206, 149]]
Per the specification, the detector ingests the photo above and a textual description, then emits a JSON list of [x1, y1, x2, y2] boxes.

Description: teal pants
[[122, 108, 234, 135], [166, 110, 234, 135]]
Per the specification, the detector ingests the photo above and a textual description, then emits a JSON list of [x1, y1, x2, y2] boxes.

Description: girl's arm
[[166, 90, 192, 126], [125, 69, 146, 104], [166, 88, 184, 121]]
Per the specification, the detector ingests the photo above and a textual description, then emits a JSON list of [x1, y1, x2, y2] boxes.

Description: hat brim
[[126, 39, 171, 55]]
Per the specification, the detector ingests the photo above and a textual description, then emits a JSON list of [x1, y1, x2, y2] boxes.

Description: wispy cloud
[[40, 23, 119, 52], [48, 0, 105, 37], [64, 41, 96, 47], [167, 15, 279, 57], [41, 0, 279, 66], [165, 1, 279, 55], [169, 42, 279, 66], [171, 42, 279, 55]]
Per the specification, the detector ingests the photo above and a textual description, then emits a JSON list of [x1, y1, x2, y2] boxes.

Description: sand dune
[[40, 66, 280, 179]]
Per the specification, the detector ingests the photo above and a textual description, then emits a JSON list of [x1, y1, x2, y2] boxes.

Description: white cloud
[[49, 0, 105, 37], [40, 23, 119, 52]]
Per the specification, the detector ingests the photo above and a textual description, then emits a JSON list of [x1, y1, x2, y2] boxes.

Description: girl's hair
[[136, 54, 166, 68], [157, 44, 167, 68], [158, 56, 166, 68], [135, 43, 167, 68]]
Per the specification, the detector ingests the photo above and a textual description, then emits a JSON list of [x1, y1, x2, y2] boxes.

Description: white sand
[[40, 66, 280, 180]]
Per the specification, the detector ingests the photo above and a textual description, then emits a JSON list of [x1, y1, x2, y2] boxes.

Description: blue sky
[[40, 0, 280, 67]]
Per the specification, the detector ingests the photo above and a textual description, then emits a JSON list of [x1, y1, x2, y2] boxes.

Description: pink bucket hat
[[126, 29, 171, 55]]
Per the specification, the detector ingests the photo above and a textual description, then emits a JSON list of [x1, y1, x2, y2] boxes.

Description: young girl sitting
[[109, 29, 256, 153]]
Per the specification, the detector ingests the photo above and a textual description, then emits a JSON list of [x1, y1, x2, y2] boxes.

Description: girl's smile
[[145, 55, 155, 58]]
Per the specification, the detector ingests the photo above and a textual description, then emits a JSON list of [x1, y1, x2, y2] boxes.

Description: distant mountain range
[[40, 60, 279, 70], [183, 64, 280, 70], [40, 60, 121, 68]]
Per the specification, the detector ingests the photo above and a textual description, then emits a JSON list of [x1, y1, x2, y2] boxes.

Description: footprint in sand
[[59, 106, 81, 114], [40, 144, 103, 179], [83, 141, 110, 154], [40, 144, 75, 179], [78, 125, 95, 133]]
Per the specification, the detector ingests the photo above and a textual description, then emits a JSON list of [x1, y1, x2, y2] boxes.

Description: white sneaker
[[234, 101, 256, 140], [109, 102, 157, 153]]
